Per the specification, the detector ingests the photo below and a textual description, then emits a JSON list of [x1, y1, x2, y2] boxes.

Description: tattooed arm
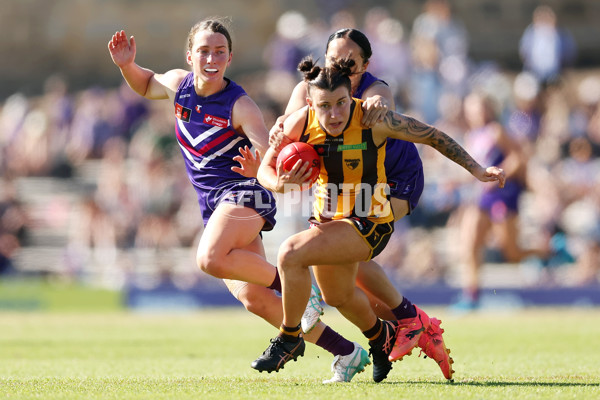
[[374, 111, 506, 187]]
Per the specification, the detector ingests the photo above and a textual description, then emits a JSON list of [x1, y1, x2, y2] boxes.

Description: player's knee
[[321, 289, 352, 308], [196, 252, 229, 279], [278, 237, 304, 269]]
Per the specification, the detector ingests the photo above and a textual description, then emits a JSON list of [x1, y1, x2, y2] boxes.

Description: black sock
[[316, 326, 355, 356], [363, 319, 382, 341], [279, 324, 301, 342], [391, 297, 417, 320], [267, 268, 282, 293]]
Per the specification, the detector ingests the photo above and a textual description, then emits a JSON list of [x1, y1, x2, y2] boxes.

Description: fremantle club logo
[[206, 179, 276, 220], [175, 103, 192, 122]]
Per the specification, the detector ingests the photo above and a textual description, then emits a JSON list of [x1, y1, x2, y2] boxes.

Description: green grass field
[[1, 306, 599, 400]]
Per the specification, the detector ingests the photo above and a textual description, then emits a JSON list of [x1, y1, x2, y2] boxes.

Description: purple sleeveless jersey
[[174, 73, 276, 230], [467, 125, 523, 220], [355, 72, 424, 212]]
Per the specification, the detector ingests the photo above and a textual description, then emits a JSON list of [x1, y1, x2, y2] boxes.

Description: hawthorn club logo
[[344, 159, 360, 170]]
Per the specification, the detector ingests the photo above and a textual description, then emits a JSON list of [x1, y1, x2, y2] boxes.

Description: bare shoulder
[[234, 93, 259, 109], [232, 94, 261, 122], [291, 80, 309, 95], [363, 80, 393, 99], [231, 94, 268, 133], [283, 105, 309, 141], [154, 68, 190, 97], [284, 81, 310, 114]]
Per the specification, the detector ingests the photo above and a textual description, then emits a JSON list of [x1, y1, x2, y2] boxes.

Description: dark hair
[[298, 56, 353, 94], [187, 17, 233, 53], [325, 28, 372, 64]]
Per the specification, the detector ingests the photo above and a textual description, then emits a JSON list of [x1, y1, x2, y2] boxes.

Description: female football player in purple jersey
[[108, 18, 372, 383]]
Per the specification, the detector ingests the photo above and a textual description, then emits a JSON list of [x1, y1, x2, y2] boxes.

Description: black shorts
[[309, 215, 394, 261]]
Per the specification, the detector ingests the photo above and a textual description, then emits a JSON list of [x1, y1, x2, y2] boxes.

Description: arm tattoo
[[384, 111, 435, 140], [384, 111, 482, 173], [428, 129, 482, 173]]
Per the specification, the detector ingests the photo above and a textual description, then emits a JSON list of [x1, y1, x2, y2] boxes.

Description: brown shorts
[[309, 215, 394, 261]]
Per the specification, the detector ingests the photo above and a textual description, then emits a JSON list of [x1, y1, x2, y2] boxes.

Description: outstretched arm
[[377, 111, 506, 187], [108, 30, 186, 100]]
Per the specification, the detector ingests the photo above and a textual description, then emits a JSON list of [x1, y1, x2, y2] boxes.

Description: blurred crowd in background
[[1, 1, 599, 290]]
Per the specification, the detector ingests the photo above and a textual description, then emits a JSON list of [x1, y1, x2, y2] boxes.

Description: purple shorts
[[195, 178, 277, 231], [479, 180, 523, 222]]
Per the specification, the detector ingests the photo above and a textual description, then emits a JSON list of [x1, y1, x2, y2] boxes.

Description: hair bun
[[329, 57, 355, 78], [298, 56, 321, 81]]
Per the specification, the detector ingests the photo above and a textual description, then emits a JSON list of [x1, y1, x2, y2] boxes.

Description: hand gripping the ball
[[276, 142, 320, 191]]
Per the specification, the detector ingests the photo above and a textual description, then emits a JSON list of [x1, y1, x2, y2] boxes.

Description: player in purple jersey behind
[[108, 18, 374, 383], [266, 28, 453, 381], [453, 92, 549, 311]]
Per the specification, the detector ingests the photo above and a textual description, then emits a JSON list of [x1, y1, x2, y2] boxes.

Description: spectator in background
[[587, 85, 600, 154], [551, 136, 599, 277], [328, 9, 357, 33], [519, 5, 577, 86], [570, 76, 600, 155], [408, 0, 469, 124], [0, 177, 29, 276], [412, 0, 469, 63], [506, 72, 567, 276], [263, 11, 309, 75], [506, 72, 544, 146], [132, 148, 182, 250], [363, 7, 412, 109], [40, 75, 75, 178], [67, 87, 112, 162], [407, 33, 442, 124], [410, 0, 470, 120], [0, 93, 28, 149]]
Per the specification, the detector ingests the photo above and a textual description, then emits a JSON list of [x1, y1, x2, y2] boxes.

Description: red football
[[276, 142, 320, 188]]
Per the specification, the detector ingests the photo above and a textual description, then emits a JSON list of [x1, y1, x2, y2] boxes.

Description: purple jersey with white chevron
[[174, 73, 276, 229], [355, 72, 424, 211]]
